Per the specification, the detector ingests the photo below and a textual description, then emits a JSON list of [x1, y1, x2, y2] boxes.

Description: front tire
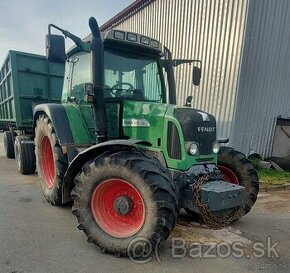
[[218, 146, 259, 216], [72, 151, 179, 257], [35, 115, 68, 205]]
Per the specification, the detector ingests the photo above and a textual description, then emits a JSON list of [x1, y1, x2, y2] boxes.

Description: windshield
[[104, 50, 164, 102], [62, 50, 164, 103]]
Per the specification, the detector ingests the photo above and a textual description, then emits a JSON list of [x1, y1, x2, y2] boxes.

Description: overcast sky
[[0, 0, 133, 63]]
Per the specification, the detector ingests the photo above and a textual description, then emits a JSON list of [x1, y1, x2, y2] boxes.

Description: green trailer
[[0, 50, 64, 173], [0, 50, 64, 130]]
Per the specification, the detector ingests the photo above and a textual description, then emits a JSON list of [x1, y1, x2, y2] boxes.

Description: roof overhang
[[100, 0, 155, 31]]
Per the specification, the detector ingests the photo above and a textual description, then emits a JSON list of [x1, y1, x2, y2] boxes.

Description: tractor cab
[[62, 30, 166, 104]]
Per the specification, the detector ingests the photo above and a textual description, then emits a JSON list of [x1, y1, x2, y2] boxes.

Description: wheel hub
[[91, 178, 145, 238], [113, 196, 133, 215], [218, 165, 239, 185]]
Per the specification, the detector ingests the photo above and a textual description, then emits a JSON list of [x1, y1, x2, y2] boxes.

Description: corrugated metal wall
[[232, 0, 290, 157], [103, 0, 249, 139]]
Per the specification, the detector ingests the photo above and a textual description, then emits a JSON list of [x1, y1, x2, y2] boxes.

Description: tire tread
[[72, 151, 179, 256]]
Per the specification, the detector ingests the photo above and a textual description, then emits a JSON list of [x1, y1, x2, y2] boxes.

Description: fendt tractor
[[1, 17, 259, 256]]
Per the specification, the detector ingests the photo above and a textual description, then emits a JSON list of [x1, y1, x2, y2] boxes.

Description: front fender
[[33, 103, 74, 145], [62, 139, 151, 203]]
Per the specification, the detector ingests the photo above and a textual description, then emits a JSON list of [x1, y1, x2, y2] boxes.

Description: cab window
[[62, 52, 91, 102]]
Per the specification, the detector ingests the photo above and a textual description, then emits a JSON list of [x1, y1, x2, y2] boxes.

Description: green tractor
[[34, 17, 259, 256]]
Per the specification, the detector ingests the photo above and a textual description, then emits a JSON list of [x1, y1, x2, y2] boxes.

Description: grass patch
[[250, 159, 290, 186], [257, 169, 290, 186]]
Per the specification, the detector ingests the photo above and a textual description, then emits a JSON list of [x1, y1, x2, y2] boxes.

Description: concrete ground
[[0, 132, 289, 273]]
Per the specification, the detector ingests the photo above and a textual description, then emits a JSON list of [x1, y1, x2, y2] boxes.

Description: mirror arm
[[172, 59, 202, 70], [48, 24, 90, 52]]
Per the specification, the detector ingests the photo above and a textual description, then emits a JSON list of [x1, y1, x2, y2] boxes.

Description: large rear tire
[[3, 131, 15, 159], [218, 146, 259, 216], [72, 151, 179, 257], [15, 135, 36, 175], [35, 115, 68, 205]]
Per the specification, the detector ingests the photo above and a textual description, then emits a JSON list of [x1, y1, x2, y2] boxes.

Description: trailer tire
[[3, 131, 15, 159], [218, 146, 259, 216], [35, 114, 68, 205], [72, 151, 179, 257], [14, 136, 36, 175]]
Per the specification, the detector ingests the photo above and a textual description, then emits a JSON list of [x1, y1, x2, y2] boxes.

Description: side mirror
[[45, 34, 66, 63], [192, 66, 201, 86]]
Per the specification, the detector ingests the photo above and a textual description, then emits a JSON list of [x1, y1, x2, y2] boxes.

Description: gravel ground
[[0, 132, 289, 273]]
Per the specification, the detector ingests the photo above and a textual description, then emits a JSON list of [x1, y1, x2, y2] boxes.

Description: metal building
[[100, 0, 290, 158]]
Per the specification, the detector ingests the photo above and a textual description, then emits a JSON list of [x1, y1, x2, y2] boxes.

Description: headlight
[[189, 143, 198, 155], [213, 142, 220, 153]]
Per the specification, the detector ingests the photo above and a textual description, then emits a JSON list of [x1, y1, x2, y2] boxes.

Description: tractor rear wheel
[[71, 151, 179, 257], [218, 146, 259, 216], [15, 135, 36, 174], [35, 115, 68, 205], [3, 131, 15, 159]]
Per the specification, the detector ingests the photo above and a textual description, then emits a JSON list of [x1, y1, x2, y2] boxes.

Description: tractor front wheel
[[218, 146, 259, 216], [71, 151, 179, 257], [35, 115, 68, 205]]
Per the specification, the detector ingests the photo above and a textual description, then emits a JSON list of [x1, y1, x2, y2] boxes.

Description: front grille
[[196, 131, 215, 155], [174, 108, 216, 155], [167, 121, 182, 159]]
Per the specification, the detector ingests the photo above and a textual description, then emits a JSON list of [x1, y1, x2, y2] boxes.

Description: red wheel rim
[[91, 178, 145, 238], [41, 135, 55, 189], [218, 165, 239, 185]]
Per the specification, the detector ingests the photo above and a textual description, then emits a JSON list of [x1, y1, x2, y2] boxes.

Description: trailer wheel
[[218, 146, 259, 216], [14, 136, 36, 175], [35, 115, 68, 205], [72, 151, 179, 257], [3, 131, 15, 159]]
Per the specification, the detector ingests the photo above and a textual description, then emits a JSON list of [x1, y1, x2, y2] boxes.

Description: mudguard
[[62, 139, 151, 203], [33, 103, 74, 145]]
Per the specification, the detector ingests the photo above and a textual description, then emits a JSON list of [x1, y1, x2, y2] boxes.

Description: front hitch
[[179, 164, 245, 228]]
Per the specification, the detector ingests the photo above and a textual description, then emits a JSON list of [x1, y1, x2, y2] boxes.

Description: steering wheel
[[111, 82, 134, 95], [104, 85, 113, 98]]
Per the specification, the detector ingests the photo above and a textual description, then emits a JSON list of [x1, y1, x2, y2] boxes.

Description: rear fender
[[62, 139, 151, 203]]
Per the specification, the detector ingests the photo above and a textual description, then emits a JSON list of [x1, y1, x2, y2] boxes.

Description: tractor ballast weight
[[32, 17, 259, 256]]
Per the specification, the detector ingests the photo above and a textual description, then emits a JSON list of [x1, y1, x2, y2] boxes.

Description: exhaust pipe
[[88, 17, 107, 143]]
